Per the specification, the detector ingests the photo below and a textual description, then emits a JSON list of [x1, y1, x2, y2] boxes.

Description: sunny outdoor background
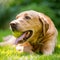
[[0, 0, 60, 60]]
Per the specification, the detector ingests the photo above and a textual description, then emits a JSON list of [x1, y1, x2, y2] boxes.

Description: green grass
[[0, 29, 60, 60]]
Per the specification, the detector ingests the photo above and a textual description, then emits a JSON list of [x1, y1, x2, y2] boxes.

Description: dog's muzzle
[[10, 22, 33, 44]]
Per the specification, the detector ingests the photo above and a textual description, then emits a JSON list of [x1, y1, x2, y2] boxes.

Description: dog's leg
[[3, 35, 13, 41], [16, 42, 34, 54], [0, 35, 16, 46]]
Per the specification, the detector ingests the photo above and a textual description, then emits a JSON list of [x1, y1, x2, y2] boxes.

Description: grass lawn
[[0, 29, 60, 60]]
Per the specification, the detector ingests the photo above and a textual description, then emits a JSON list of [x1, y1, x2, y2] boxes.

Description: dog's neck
[[29, 32, 44, 51], [29, 32, 44, 45]]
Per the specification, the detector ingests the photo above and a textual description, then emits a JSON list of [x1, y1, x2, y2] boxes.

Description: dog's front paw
[[16, 44, 24, 52], [16, 44, 33, 54]]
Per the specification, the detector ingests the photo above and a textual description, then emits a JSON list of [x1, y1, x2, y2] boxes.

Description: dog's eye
[[25, 16, 31, 20]]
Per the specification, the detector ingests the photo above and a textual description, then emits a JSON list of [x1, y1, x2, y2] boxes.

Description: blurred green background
[[0, 0, 60, 29]]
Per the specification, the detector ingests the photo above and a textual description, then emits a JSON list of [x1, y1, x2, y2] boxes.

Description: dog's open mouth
[[15, 30, 33, 44]]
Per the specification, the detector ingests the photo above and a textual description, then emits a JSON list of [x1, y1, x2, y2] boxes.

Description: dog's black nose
[[10, 22, 17, 31], [10, 23, 16, 27]]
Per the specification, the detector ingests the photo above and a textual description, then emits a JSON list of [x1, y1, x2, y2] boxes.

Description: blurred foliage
[[0, 0, 60, 29]]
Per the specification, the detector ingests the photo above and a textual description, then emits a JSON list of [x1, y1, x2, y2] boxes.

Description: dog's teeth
[[26, 32, 30, 37], [28, 32, 30, 35]]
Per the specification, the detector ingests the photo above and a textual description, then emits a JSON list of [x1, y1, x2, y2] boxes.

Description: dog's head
[[10, 10, 49, 44]]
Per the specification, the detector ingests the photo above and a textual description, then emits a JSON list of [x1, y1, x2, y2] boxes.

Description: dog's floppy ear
[[39, 17, 49, 36]]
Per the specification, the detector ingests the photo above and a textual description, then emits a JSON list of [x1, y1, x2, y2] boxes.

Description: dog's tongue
[[15, 33, 26, 44]]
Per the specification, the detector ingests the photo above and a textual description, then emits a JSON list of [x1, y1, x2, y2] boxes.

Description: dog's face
[[10, 10, 49, 44]]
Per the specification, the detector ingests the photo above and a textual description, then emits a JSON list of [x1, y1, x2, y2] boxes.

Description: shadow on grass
[[54, 46, 60, 54], [20, 45, 60, 56]]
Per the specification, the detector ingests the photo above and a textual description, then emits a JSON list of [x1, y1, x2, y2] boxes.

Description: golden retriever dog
[[0, 10, 58, 55]]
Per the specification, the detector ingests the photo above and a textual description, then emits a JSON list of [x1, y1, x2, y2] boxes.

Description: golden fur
[[0, 10, 58, 55]]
